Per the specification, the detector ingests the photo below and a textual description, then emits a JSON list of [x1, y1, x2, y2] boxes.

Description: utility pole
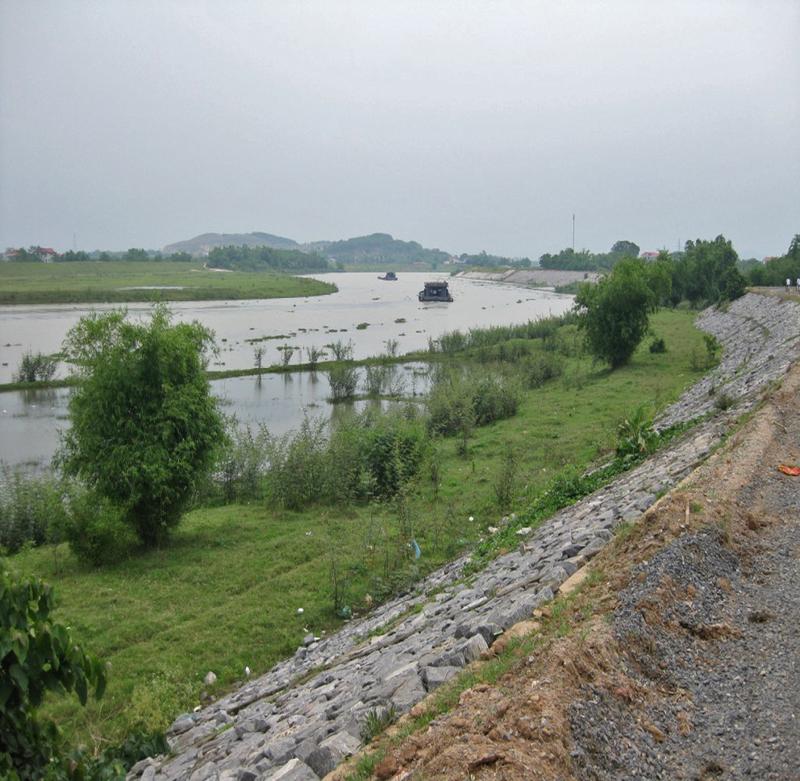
[[572, 213, 575, 252]]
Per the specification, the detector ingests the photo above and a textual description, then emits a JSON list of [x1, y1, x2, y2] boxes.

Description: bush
[[471, 374, 521, 426], [522, 353, 564, 388], [363, 365, 391, 396], [615, 406, 659, 461], [359, 416, 427, 499], [326, 364, 359, 401], [14, 352, 58, 383], [649, 337, 667, 353], [213, 423, 269, 503], [0, 570, 116, 780], [264, 418, 328, 510], [61, 489, 137, 566], [0, 468, 67, 554]]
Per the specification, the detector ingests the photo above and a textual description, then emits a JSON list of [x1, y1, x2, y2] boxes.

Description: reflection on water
[[0, 273, 572, 469], [0, 364, 430, 469]]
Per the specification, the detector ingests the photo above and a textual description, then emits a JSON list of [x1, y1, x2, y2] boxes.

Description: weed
[[360, 705, 397, 742]]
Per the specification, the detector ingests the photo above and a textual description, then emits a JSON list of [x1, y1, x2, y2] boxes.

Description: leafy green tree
[[672, 235, 745, 304], [0, 569, 118, 779], [60, 306, 225, 547], [575, 258, 657, 368], [610, 240, 640, 257]]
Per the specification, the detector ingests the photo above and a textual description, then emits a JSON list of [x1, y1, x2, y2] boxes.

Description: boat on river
[[378, 271, 398, 281], [418, 280, 453, 302]]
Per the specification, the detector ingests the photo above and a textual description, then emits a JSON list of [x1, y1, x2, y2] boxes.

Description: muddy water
[[0, 273, 572, 468]]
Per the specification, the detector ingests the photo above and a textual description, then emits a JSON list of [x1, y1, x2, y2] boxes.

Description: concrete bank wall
[[131, 293, 800, 781]]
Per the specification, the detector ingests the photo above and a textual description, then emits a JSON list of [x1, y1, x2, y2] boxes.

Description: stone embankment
[[131, 293, 800, 781], [457, 268, 601, 287]]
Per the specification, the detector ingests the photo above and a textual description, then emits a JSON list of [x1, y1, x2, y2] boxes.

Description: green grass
[[5, 308, 709, 751], [0, 261, 336, 304]]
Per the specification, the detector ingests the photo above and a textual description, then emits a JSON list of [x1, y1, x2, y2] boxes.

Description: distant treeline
[[6, 247, 194, 263], [539, 240, 641, 271], [743, 235, 800, 287], [322, 233, 450, 266], [207, 244, 330, 272], [457, 251, 532, 268]]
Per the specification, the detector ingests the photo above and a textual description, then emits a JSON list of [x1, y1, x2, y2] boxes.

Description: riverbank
[[0, 261, 336, 304], [351, 320, 800, 781], [120, 292, 799, 781], [6, 309, 707, 753]]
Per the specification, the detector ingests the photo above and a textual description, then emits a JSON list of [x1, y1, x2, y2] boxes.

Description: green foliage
[[521, 352, 565, 388], [212, 423, 269, 504], [648, 337, 667, 354], [326, 364, 359, 401], [59, 306, 225, 549], [206, 244, 329, 273], [363, 365, 391, 396], [0, 569, 116, 780], [746, 234, 800, 287], [15, 353, 58, 384], [0, 469, 68, 554], [576, 258, 658, 368], [325, 340, 353, 361], [60, 492, 137, 567], [322, 233, 448, 266], [670, 235, 746, 305], [615, 406, 659, 461], [360, 705, 398, 742], [493, 448, 518, 511]]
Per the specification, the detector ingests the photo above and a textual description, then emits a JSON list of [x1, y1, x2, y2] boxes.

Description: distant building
[[763, 256, 779, 264], [36, 247, 58, 262], [639, 251, 660, 262], [2, 246, 59, 262]]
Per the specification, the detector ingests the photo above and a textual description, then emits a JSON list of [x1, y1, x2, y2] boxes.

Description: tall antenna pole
[[572, 213, 575, 251]]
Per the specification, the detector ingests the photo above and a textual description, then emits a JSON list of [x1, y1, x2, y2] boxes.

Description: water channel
[[0, 273, 573, 469]]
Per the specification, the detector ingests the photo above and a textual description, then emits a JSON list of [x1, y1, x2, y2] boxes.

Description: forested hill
[[163, 231, 299, 255], [317, 232, 450, 265], [206, 245, 329, 273]]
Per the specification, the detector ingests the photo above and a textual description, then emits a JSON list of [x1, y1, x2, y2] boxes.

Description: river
[[0, 273, 573, 469]]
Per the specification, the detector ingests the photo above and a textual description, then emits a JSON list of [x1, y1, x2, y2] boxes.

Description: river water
[[0, 273, 573, 469]]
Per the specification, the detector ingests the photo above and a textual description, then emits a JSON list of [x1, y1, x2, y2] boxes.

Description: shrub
[[471, 374, 521, 426], [305, 345, 325, 369], [326, 365, 359, 401], [649, 337, 667, 353], [0, 570, 116, 780], [493, 448, 518, 510], [363, 365, 391, 397], [326, 340, 353, 361], [62, 489, 137, 566], [0, 468, 67, 554], [522, 353, 564, 388], [14, 352, 58, 383], [213, 423, 269, 503], [359, 416, 427, 499], [616, 406, 659, 460], [264, 418, 328, 510]]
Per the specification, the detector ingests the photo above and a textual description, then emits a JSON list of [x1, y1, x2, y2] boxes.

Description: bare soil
[[339, 363, 800, 780]]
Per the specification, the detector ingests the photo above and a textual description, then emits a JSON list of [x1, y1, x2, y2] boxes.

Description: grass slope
[[7, 309, 707, 751], [0, 261, 336, 304]]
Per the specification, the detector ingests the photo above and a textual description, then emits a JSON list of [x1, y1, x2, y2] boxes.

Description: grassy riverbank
[[0, 261, 336, 304], [5, 309, 708, 752]]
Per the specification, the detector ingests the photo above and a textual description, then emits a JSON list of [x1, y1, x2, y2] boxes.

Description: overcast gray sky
[[1, 1, 797, 258]]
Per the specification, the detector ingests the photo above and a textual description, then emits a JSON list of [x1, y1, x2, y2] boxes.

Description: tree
[[575, 258, 657, 368], [610, 240, 640, 258], [60, 306, 225, 547], [672, 235, 745, 304]]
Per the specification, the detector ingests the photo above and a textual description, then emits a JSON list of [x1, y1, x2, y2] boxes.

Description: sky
[[1, 1, 798, 259]]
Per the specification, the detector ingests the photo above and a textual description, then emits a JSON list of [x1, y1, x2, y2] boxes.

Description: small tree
[[575, 258, 657, 368], [59, 306, 225, 548]]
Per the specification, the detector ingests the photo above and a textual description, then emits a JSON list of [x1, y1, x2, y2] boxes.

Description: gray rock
[[168, 715, 195, 736], [461, 633, 489, 663], [422, 665, 460, 690], [264, 736, 296, 764], [267, 758, 319, 780]]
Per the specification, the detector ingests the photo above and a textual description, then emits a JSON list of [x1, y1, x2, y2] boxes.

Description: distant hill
[[163, 232, 299, 256], [321, 233, 450, 265]]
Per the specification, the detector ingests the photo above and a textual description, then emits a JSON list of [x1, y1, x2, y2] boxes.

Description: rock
[[140, 767, 156, 781], [422, 665, 460, 690], [559, 566, 591, 596], [168, 714, 195, 735], [515, 527, 533, 537], [204, 671, 218, 686], [390, 675, 427, 712], [306, 731, 361, 777], [461, 633, 489, 663], [267, 758, 319, 780], [264, 736, 297, 764], [303, 634, 315, 647]]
